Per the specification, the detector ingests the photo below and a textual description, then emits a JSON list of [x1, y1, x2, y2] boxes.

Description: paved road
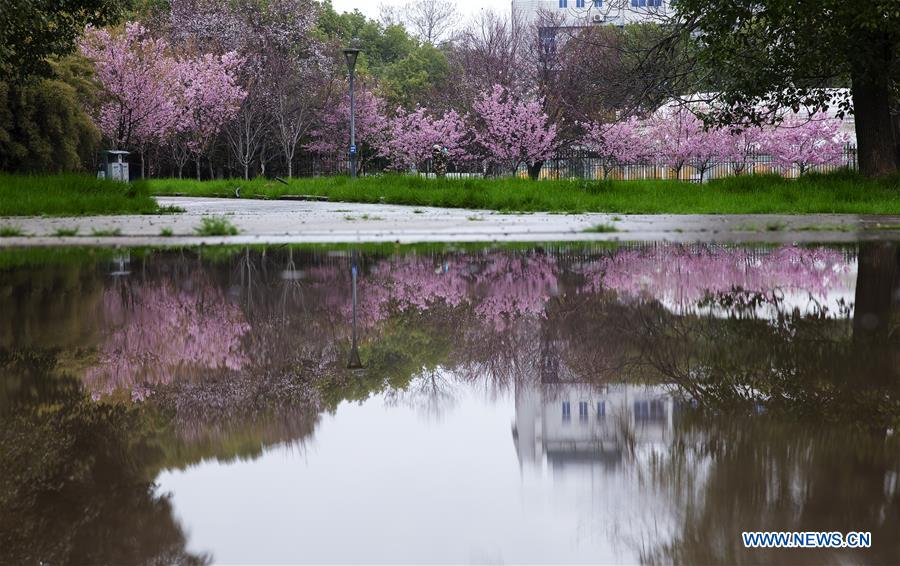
[[1, 197, 899, 246]]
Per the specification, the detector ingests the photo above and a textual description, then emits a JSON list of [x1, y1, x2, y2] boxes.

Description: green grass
[[159, 227, 174, 237], [90, 227, 122, 237], [0, 174, 161, 216], [195, 216, 239, 236], [54, 227, 79, 237], [146, 170, 900, 215], [0, 225, 24, 237], [584, 223, 619, 233]]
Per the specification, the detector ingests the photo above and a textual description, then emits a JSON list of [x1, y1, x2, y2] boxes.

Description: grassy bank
[[0, 174, 161, 216], [147, 171, 900, 214]]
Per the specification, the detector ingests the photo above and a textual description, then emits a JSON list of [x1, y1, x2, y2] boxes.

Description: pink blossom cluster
[[581, 116, 647, 175], [305, 85, 386, 156], [80, 23, 181, 150], [176, 51, 246, 159], [378, 107, 469, 170], [471, 85, 558, 172], [83, 280, 250, 401], [351, 252, 560, 330], [350, 246, 851, 327], [582, 107, 849, 179], [306, 83, 558, 174], [81, 22, 246, 173], [579, 244, 853, 310], [762, 113, 850, 174]]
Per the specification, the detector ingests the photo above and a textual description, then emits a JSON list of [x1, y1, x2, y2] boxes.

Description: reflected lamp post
[[343, 47, 362, 179], [347, 250, 364, 370]]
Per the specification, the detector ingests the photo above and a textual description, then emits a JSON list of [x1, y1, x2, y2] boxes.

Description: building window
[[632, 0, 662, 6], [593, 0, 603, 6], [634, 400, 667, 422], [559, 0, 567, 7], [579, 401, 589, 421], [576, 0, 585, 8], [562, 401, 571, 421], [597, 401, 606, 418]]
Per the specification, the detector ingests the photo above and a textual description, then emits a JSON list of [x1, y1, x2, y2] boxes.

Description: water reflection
[[0, 243, 897, 564]]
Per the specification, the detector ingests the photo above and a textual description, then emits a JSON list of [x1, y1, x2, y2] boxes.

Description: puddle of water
[[1, 242, 898, 564]]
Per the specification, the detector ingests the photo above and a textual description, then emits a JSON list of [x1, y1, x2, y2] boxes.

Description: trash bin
[[97, 150, 130, 182]]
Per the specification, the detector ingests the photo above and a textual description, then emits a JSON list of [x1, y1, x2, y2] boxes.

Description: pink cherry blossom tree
[[378, 106, 471, 171], [83, 278, 249, 402], [472, 85, 557, 179], [306, 83, 386, 174], [724, 122, 766, 175], [581, 116, 648, 177], [174, 51, 246, 180], [762, 113, 849, 175], [649, 106, 730, 182], [80, 23, 181, 176]]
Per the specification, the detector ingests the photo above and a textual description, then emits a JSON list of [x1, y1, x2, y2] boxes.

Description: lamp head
[[343, 47, 361, 73]]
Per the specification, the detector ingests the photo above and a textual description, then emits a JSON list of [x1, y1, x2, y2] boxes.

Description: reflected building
[[513, 381, 675, 472]]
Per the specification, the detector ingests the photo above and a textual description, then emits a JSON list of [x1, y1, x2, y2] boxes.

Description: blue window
[[562, 401, 571, 421], [576, 0, 585, 8], [593, 0, 603, 6], [559, 0, 567, 7], [634, 400, 667, 422], [578, 401, 589, 420], [597, 401, 606, 418]]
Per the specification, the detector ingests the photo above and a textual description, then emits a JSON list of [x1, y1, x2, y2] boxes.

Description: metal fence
[[532, 145, 858, 182], [292, 145, 858, 182]]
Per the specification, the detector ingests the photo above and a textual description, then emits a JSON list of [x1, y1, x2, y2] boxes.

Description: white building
[[512, 0, 672, 28], [513, 381, 676, 471]]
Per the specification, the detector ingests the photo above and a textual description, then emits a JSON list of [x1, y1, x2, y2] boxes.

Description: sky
[[329, 0, 499, 22]]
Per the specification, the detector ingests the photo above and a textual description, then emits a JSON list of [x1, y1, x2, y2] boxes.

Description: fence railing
[[290, 145, 858, 182], [529, 145, 858, 182]]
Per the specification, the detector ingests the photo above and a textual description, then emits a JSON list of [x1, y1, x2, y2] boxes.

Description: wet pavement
[[1, 196, 899, 246]]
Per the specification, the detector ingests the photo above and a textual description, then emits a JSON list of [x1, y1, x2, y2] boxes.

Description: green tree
[[672, 0, 900, 177], [315, 1, 417, 77], [381, 43, 450, 110], [0, 56, 101, 173], [0, 0, 124, 80]]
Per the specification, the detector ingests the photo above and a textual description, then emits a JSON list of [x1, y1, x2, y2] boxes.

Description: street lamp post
[[343, 47, 361, 178]]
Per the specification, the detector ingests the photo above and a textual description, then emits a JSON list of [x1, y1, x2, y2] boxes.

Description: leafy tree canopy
[[381, 43, 450, 110], [0, 0, 125, 80], [673, 0, 900, 176], [0, 56, 101, 173]]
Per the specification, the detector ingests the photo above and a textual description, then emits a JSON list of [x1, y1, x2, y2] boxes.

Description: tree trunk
[[851, 66, 899, 177], [244, 162, 249, 180], [287, 159, 292, 179], [195, 159, 201, 181], [527, 161, 544, 180]]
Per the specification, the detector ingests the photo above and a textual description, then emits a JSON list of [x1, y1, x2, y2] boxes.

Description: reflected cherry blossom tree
[[84, 277, 249, 401]]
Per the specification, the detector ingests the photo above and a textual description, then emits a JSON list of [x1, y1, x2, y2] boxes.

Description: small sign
[[349, 145, 358, 155]]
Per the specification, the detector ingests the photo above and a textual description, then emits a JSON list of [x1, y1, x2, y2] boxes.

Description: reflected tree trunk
[[853, 242, 899, 382], [854, 242, 899, 345]]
